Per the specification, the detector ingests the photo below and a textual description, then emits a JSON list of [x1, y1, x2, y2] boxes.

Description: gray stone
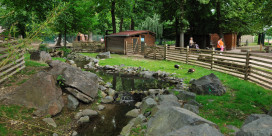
[[2, 71, 64, 117], [134, 114, 146, 126], [96, 51, 111, 59], [98, 85, 107, 91], [166, 123, 224, 136], [67, 95, 79, 110], [97, 105, 105, 111], [52, 133, 58, 136], [78, 116, 90, 124], [105, 82, 113, 88], [189, 73, 226, 96], [82, 109, 98, 117], [126, 109, 140, 118], [74, 112, 83, 120], [66, 88, 93, 103], [135, 102, 142, 108], [140, 98, 157, 114], [176, 91, 196, 101], [108, 88, 115, 97], [148, 89, 164, 96], [243, 114, 271, 126], [72, 131, 78, 136], [159, 94, 178, 102], [187, 99, 203, 108], [183, 104, 199, 114], [120, 118, 136, 136], [140, 71, 155, 79], [42, 118, 57, 128], [30, 50, 52, 62], [147, 107, 216, 136], [236, 116, 272, 136], [102, 96, 114, 103]]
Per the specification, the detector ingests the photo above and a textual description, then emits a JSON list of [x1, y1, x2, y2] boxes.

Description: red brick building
[[105, 30, 156, 54]]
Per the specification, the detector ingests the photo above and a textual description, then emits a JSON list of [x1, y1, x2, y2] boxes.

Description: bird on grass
[[188, 68, 195, 73], [174, 64, 180, 69]]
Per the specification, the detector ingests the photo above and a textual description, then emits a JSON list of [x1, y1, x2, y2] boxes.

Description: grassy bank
[[82, 53, 272, 134]]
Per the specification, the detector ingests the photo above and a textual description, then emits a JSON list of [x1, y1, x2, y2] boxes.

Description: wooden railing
[[72, 41, 105, 53], [0, 41, 25, 84], [125, 44, 272, 90]]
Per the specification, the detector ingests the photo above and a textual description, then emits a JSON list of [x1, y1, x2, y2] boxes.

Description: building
[[241, 35, 255, 43], [105, 30, 156, 54], [210, 33, 237, 50]]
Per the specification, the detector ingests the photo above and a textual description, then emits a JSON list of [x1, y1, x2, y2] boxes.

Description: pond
[[77, 69, 174, 136]]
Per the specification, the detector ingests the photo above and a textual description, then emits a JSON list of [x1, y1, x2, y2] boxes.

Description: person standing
[[217, 38, 224, 52], [189, 37, 194, 48]]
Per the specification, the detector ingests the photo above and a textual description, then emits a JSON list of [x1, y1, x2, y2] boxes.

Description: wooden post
[[125, 41, 127, 55], [154, 45, 157, 60], [244, 51, 250, 80], [211, 47, 215, 70], [164, 44, 167, 60], [186, 46, 189, 64], [144, 43, 147, 58]]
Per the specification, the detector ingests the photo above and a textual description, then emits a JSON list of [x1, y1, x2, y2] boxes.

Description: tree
[[139, 14, 163, 38]]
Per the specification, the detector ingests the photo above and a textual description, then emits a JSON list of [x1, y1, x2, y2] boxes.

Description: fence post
[[244, 51, 250, 80], [186, 46, 189, 64], [153, 45, 157, 60], [164, 44, 167, 60], [144, 43, 147, 58], [125, 41, 127, 55], [211, 47, 215, 70]]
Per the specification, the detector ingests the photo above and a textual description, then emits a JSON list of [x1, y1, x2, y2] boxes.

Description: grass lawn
[[82, 53, 272, 134]]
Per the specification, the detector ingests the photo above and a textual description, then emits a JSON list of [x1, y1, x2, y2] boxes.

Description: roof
[[106, 30, 156, 37]]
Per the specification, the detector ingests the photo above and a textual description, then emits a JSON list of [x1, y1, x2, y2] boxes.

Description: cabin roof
[[106, 30, 156, 37]]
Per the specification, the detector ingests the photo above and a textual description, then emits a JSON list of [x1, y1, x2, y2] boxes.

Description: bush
[[57, 47, 71, 57], [38, 44, 49, 52]]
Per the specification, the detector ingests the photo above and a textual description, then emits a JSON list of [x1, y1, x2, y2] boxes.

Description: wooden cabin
[[210, 33, 237, 50], [105, 30, 156, 54]]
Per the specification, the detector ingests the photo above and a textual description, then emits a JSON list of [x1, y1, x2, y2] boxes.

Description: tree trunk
[[119, 17, 123, 32], [64, 24, 67, 48], [180, 32, 184, 47], [175, 17, 180, 47], [89, 31, 93, 42], [55, 33, 62, 46], [130, 19, 135, 30], [237, 33, 242, 47], [111, 0, 116, 33]]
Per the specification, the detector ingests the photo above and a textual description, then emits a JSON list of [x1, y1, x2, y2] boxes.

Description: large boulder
[[166, 123, 223, 136], [147, 107, 217, 136], [2, 72, 64, 116], [96, 51, 111, 59], [47, 60, 99, 102], [67, 95, 79, 110], [140, 98, 157, 114], [236, 115, 272, 136], [189, 73, 226, 96], [67, 52, 98, 68], [268, 107, 272, 116], [30, 50, 52, 62]]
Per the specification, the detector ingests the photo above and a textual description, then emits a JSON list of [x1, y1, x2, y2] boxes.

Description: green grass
[[24, 53, 66, 67], [82, 53, 272, 134]]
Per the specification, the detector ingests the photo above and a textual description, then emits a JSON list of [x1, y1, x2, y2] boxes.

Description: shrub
[[38, 44, 49, 52]]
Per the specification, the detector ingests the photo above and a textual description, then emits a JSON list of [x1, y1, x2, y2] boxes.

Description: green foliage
[[39, 44, 49, 52], [56, 47, 71, 57], [57, 75, 65, 86], [139, 14, 163, 38], [24, 54, 48, 67]]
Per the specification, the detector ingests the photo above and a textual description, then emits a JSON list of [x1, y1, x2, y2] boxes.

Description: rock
[[98, 85, 107, 91], [226, 125, 240, 135], [97, 105, 105, 111], [78, 116, 90, 124], [148, 89, 163, 96], [268, 107, 272, 116], [108, 88, 115, 97], [67, 52, 98, 68], [159, 94, 178, 102], [67, 95, 79, 110], [140, 71, 154, 79], [30, 50, 52, 62], [96, 51, 111, 59], [101, 91, 107, 98], [135, 102, 142, 108], [82, 109, 98, 117], [189, 73, 226, 96], [126, 109, 140, 118], [102, 96, 114, 103], [66, 88, 94, 103], [2, 72, 64, 116], [242, 114, 271, 126], [166, 123, 224, 136], [42, 118, 57, 128], [187, 99, 203, 108], [74, 112, 83, 120], [183, 104, 199, 114], [176, 91, 196, 101], [120, 118, 136, 136], [62, 66, 98, 100], [72, 131, 78, 136], [236, 116, 272, 136], [52, 133, 58, 136], [147, 107, 216, 136], [140, 98, 157, 114], [134, 114, 146, 126], [105, 82, 113, 88]]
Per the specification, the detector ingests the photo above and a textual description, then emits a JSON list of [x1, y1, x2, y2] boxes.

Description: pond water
[[77, 70, 174, 136]]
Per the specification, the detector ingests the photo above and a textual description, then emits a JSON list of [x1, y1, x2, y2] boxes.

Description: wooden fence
[[125, 44, 272, 90], [0, 41, 25, 84]]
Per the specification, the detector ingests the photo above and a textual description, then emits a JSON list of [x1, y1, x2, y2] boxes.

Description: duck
[[188, 68, 195, 73], [174, 64, 180, 69]]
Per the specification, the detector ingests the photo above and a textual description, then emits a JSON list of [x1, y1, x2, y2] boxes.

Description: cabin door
[[133, 38, 138, 53]]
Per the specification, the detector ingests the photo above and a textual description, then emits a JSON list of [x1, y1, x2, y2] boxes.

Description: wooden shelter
[[210, 33, 237, 50], [105, 30, 156, 54]]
